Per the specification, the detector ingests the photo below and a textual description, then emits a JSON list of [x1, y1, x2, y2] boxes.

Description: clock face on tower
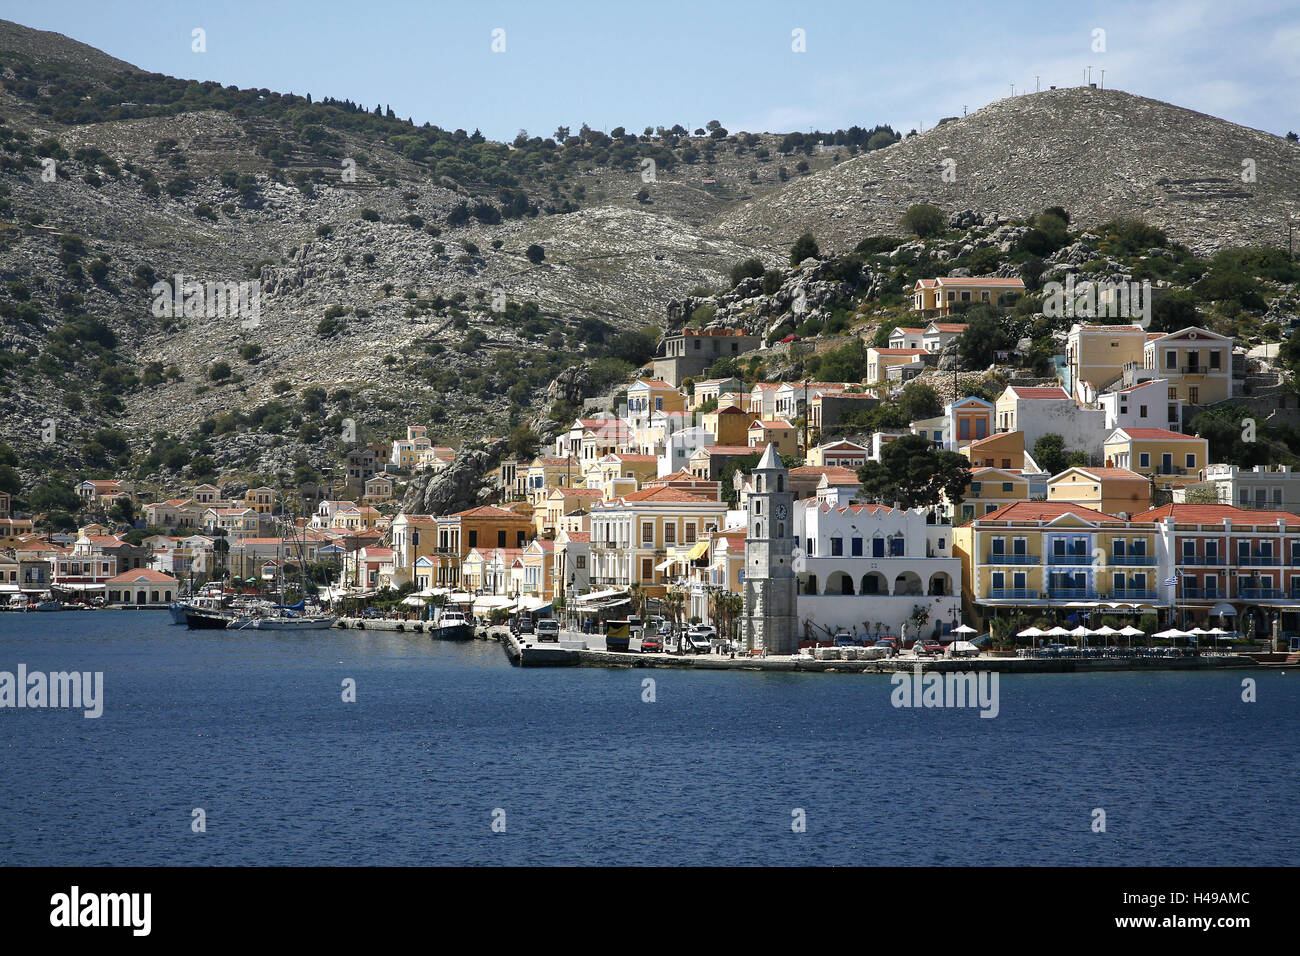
[[775, 503, 787, 521]]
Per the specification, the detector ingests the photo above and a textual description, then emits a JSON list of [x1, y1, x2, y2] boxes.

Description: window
[[576, 556, 586, 569], [851, 537, 863, 556], [642, 522, 654, 545], [1186, 453, 1196, 469], [1139, 453, 1150, 468], [831, 537, 843, 556], [991, 537, 1006, 555], [1189, 387, 1199, 404], [1139, 404, 1147, 418], [684, 524, 696, 544], [1002, 482, 1013, 492], [468, 530, 478, 548], [1165, 350, 1177, 369], [1210, 350, 1220, 369], [665, 524, 676, 545], [992, 572, 1005, 589]]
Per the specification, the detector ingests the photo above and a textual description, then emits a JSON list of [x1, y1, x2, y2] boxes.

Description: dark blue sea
[[1, 611, 1294, 865]]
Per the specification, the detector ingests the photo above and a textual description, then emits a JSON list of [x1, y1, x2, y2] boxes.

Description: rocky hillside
[[0, 17, 1296, 500], [715, 88, 1300, 257]]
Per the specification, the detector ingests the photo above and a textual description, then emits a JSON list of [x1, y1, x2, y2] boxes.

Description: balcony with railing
[[1181, 587, 1222, 600], [1110, 554, 1157, 566], [1180, 554, 1225, 566], [987, 588, 1038, 600], [987, 553, 1039, 565], [1045, 588, 1100, 600], [1108, 588, 1158, 601], [1236, 555, 1281, 567], [1238, 587, 1284, 600], [1047, 553, 1094, 566]]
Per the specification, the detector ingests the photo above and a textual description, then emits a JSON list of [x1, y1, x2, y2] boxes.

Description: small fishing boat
[[243, 610, 337, 631], [34, 600, 63, 612], [430, 609, 473, 640]]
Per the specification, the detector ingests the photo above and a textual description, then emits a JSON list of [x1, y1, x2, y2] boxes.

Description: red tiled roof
[[871, 348, 928, 355], [563, 531, 591, 543], [1008, 386, 1069, 400], [106, 569, 178, 584], [1132, 504, 1299, 524], [620, 487, 716, 504], [701, 446, 755, 455], [977, 502, 1118, 522], [450, 505, 523, 519], [1113, 428, 1201, 441]]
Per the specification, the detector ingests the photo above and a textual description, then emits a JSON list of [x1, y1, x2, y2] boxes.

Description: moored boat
[[431, 609, 473, 640]]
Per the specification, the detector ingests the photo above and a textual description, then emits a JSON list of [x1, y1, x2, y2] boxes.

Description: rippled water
[[1, 611, 1294, 865]]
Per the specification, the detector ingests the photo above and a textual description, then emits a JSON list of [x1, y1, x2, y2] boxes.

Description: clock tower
[[742, 444, 799, 655]]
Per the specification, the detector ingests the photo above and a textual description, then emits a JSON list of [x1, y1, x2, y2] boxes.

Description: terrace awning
[[1210, 602, 1237, 616], [685, 539, 710, 561]]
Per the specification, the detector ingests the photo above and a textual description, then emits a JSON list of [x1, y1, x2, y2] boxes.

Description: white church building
[[790, 499, 962, 645]]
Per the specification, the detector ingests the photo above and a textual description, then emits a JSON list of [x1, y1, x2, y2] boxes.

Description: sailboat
[[244, 499, 336, 630]]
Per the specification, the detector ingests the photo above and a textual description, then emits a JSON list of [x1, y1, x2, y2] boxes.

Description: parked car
[[535, 619, 559, 642], [917, 640, 944, 656], [512, 617, 535, 637], [833, 630, 856, 646], [640, 635, 663, 653], [686, 625, 716, 653]]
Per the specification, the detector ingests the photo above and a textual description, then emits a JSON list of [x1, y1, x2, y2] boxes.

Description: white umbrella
[[1069, 625, 1093, 636], [1153, 628, 1190, 639], [1045, 626, 1071, 637], [1017, 625, 1045, 637], [1187, 627, 1211, 635], [1207, 627, 1230, 635], [1119, 625, 1144, 636], [1092, 625, 1119, 636], [953, 624, 977, 634]]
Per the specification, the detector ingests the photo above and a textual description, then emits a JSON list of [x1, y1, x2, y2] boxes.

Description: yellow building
[[626, 378, 685, 416], [1048, 466, 1152, 518], [1103, 427, 1208, 490], [952, 501, 1164, 630], [1142, 326, 1233, 406], [951, 467, 1031, 523], [1065, 323, 1147, 400], [588, 486, 727, 596], [525, 456, 582, 507], [242, 486, 277, 514], [541, 487, 605, 535], [960, 430, 1026, 471], [747, 419, 798, 457], [866, 348, 927, 383], [912, 276, 1025, 316], [703, 404, 752, 447]]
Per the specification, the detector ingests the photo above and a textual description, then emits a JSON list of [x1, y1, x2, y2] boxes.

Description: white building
[[1099, 378, 1183, 433], [659, 425, 713, 477], [995, 385, 1107, 459], [792, 500, 962, 643], [1176, 464, 1300, 513]]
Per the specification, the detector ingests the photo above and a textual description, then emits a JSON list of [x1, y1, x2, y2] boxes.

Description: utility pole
[[1100, 69, 1105, 90], [1035, 75, 1040, 93]]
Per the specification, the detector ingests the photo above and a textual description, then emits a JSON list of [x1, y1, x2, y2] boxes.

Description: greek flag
[[1163, 569, 1179, 586]]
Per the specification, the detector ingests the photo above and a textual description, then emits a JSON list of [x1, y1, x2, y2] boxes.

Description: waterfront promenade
[[328, 617, 1266, 675]]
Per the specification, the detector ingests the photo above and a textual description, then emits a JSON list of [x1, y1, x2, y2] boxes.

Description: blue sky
[[6, 0, 1298, 139]]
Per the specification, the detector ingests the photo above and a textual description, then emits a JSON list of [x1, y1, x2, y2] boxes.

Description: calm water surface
[[1, 611, 1294, 865]]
